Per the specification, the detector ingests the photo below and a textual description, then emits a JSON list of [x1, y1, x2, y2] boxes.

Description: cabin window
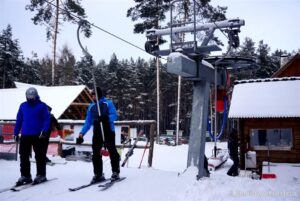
[[250, 128, 292, 150]]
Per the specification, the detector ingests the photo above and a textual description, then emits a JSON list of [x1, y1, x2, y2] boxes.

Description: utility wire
[[45, 0, 238, 61]]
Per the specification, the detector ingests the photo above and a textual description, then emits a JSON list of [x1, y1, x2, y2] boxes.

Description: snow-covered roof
[[0, 82, 89, 120], [228, 77, 300, 118]]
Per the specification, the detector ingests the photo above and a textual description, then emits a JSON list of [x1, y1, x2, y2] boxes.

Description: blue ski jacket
[[80, 97, 118, 136], [14, 97, 50, 136]]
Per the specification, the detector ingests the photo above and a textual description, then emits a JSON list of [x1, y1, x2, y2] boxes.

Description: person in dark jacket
[[14, 87, 51, 185], [76, 87, 120, 184], [227, 128, 239, 176], [43, 106, 62, 163]]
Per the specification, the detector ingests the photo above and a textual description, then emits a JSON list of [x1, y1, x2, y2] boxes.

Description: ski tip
[[10, 188, 19, 192]]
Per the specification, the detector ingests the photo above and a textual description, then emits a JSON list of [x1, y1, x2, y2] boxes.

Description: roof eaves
[[229, 115, 300, 119], [234, 76, 300, 85]]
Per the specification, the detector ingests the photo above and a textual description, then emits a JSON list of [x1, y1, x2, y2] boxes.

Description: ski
[[0, 186, 15, 194], [69, 179, 109, 191], [46, 161, 67, 166], [31, 160, 67, 166], [121, 130, 144, 167], [98, 177, 126, 191], [0, 181, 35, 193], [10, 178, 58, 192]]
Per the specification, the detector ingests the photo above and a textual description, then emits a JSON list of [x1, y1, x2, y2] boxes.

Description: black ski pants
[[19, 135, 47, 177], [92, 122, 120, 176], [227, 155, 239, 176]]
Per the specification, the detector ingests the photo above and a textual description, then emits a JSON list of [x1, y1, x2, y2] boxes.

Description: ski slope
[[0, 142, 299, 201]]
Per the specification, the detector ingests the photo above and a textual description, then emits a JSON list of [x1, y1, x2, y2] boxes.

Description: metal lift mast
[[145, 0, 245, 179]]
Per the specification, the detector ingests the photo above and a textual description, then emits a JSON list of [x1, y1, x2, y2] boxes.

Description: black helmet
[[26, 87, 38, 100], [91, 87, 103, 98]]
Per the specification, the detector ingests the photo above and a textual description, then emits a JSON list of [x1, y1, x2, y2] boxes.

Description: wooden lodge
[[228, 54, 300, 171]]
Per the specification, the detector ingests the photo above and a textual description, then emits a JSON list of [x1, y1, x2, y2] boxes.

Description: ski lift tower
[[145, 0, 245, 179]]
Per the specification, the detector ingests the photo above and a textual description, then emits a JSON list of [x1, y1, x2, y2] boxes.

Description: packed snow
[[0, 142, 299, 201]]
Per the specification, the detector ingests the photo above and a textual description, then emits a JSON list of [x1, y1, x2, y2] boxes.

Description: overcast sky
[[1, 0, 299, 63]]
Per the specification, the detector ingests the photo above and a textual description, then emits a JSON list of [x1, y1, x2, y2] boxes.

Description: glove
[[39, 131, 47, 140], [76, 136, 84, 144], [98, 115, 109, 122], [101, 148, 109, 156], [57, 130, 63, 138], [14, 135, 19, 142]]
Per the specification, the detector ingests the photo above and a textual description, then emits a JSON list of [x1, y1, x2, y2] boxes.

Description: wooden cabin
[[228, 77, 300, 171], [0, 82, 92, 121]]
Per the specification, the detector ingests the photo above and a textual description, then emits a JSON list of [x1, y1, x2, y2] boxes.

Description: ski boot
[[90, 174, 105, 184], [33, 175, 47, 185], [111, 172, 120, 181], [46, 157, 52, 163], [16, 176, 32, 186]]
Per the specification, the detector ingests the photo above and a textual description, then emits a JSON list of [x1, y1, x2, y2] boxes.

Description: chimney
[[280, 55, 289, 68]]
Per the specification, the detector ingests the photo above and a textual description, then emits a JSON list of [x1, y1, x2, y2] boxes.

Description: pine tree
[[139, 58, 156, 121], [26, 0, 91, 85], [94, 59, 107, 89], [40, 56, 53, 86], [104, 54, 119, 99], [22, 53, 42, 84], [0, 25, 24, 88], [74, 54, 94, 87], [231, 37, 257, 80], [56, 45, 76, 85], [255, 40, 273, 78], [238, 37, 256, 58], [127, 0, 172, 33]]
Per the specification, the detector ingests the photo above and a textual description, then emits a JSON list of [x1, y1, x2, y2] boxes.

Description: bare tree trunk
[[155, 2, 160, 143], [2, 59, 5, 88], [156, 57, 160, 143], [52, 0, 59, 85], [2, 65, 5, 88], [175, 0, 190, 145], [175, 75, 181, 145]]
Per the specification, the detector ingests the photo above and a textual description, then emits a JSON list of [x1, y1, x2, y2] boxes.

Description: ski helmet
[[25, 87, 38, 100]]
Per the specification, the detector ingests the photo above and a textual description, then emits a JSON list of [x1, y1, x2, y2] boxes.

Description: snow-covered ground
[[1, 142, 299, 201]]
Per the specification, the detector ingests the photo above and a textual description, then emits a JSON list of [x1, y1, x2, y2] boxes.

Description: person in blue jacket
[[14, 87, 50, 186], [76, 87, 120, 184]]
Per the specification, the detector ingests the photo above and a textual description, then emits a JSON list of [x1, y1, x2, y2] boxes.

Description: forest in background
[[1, 0, 298, 136]]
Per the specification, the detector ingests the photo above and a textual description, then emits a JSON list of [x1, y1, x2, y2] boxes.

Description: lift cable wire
[[44, 0, 238, 61], [43, 0, 166, 60]]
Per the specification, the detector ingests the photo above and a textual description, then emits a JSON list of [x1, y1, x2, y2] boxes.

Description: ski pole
[[15, 138, 19, 161], [138, 140, 149, 168], [77, 21, 105, 144], [8, 141, 16, 153]]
